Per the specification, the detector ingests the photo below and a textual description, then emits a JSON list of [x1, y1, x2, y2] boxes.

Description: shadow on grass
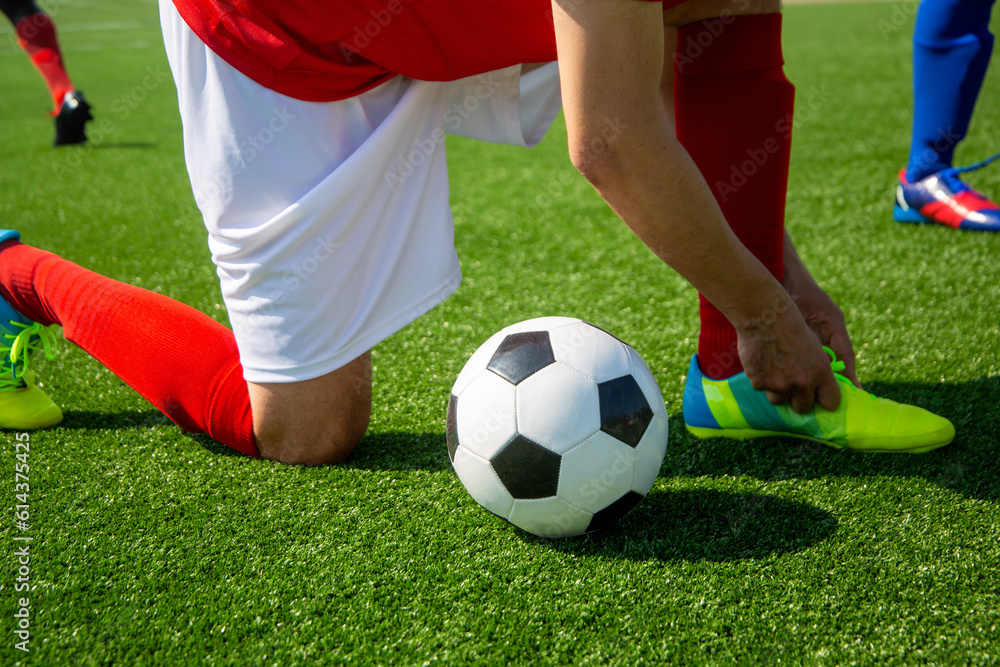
[[666, 377, 1000, 501], [88, 142, 159, 150], [51, 409, 179, 431], [45, 411, 252, 458], [538, 488, 838, 562], [50, 377, 997, 505]]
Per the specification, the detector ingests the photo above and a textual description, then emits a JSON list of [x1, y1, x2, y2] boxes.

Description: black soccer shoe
[[53, 91, 93, 146]]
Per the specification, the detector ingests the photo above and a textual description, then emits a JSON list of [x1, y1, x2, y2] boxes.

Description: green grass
[[1, 1, 999, 664]]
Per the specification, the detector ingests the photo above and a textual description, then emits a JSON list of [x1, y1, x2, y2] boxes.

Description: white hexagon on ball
[[516, 363, 601, 454], [507, 496, 593, 538], [452, 445, 515, 520], [632, 413, 669, 494]]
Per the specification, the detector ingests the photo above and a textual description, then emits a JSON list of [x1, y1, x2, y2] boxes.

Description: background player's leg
[[0, 239, 372, 464], [4, 0, 73, 112], [907, 0, 995, 180], [667, 0, 793, 379], [3, 0, 91, 144]]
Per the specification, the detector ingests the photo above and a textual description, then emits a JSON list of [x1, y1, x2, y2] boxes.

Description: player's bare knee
[[247, 353, 373, 466], [256, 409, 370, 466]]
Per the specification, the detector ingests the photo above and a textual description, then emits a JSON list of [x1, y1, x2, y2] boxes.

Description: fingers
[[737, 306, 846, 416], [763, 365, 841, 414], [813, 371, 842, 413]]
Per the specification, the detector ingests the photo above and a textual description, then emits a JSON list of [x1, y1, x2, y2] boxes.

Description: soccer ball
[[446, 317, 669, 538]]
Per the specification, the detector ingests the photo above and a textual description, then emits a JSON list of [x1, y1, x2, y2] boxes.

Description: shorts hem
[[239, 268, 462, 384]]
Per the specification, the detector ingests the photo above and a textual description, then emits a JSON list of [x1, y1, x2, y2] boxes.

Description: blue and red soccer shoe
[[894, 156, 1000, 232]]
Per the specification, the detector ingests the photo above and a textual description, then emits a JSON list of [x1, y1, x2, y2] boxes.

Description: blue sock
[[907, 0, 995, 181]]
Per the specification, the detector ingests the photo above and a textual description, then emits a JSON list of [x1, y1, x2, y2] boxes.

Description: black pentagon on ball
[[446, 394, 459, 462], [487, 331, 556, 385], [598, 375, 654, 448], [586, 490, 645, 533], [490, 434, 561, 499]]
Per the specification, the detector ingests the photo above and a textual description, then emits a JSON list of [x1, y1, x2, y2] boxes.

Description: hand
[[736, 299, 842, 414], [784, 275, 860, 388], [780, 232, 860, 387]]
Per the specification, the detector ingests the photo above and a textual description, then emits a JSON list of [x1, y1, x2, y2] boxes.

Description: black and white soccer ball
[[446, 317, 669, 538]]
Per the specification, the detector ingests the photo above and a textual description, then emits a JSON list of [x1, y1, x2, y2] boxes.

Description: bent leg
[[4, 0, 76, 113], [0, 238, 373, 465]]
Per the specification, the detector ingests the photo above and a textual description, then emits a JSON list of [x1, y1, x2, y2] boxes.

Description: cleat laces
[[1, 322, 58, 391], [938, 150, 1000, 195]]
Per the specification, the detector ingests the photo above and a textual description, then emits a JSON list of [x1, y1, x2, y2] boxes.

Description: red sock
[[0, 241, 259, 457], [16, 13, 74, 113], [674, 13, 794, 379]]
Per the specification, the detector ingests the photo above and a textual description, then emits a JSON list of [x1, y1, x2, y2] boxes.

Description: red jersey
[[172, 0, 664, 102]]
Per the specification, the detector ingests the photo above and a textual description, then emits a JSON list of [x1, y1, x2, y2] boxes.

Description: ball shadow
[[539, 488, 838, 562]]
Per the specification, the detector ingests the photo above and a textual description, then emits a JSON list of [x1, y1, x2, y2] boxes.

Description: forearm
[[552, 0, 788, 335], [550, 0, 838, 410], [582, 124, 791, 335]]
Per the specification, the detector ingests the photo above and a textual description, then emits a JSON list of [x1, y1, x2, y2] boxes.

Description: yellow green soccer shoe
[[0, 370, 62, 430], [682, 348, 954, 453], [0, 298, 62, 430]]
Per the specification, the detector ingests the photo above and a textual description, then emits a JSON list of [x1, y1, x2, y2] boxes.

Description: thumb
[[815, 370, 842, 412]]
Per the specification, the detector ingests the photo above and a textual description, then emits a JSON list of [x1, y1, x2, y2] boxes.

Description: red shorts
[[172, 0, 672, 102]]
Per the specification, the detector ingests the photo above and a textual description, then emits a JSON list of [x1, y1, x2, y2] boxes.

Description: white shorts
[[159, 0, 562, 383]]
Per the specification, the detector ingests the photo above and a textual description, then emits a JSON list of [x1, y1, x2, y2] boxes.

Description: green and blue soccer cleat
[[0, 230, 62, 430], [682, 349, 955, 453]]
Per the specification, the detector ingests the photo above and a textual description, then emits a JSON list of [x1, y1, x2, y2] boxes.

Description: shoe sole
[[685, 424, 951, 454], [893, 203, 930, 225], [894, 201, 1000, 231]]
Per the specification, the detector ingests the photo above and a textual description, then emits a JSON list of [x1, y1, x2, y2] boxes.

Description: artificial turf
[[1, 1, 999, 664]]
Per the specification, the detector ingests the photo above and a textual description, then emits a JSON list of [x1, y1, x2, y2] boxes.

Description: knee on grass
[[247, 354, 373, 466], [256, 409, 370, 466]]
